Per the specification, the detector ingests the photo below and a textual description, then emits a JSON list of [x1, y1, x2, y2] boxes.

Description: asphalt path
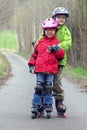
[[0, 53, 87, 130]]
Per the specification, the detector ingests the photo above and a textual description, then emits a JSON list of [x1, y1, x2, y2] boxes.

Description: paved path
[[0, 53, 87, 130]]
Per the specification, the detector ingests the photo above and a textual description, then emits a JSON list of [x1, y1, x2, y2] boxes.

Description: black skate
[[38, 105, 45, 116], [45, 104, 53, 119], [55, 101, 66, 118], [31, 105, 41, 119]]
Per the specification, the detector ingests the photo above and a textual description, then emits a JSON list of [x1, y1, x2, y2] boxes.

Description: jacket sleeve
[[28, 51, 38, 66], [57, 27, 72, 51], [55, 49, 65, 61]]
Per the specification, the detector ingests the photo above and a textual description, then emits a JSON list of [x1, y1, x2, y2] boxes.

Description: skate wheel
[[31, 113, 37, 119], [47, 113, 51, 119], [63, 113, 67, 118], [37, 112, 41, 118], [58, 112, 67, 118]]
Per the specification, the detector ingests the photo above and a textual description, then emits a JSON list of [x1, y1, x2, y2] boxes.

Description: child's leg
[[31, 95, 42, 117], [32, 73, 44, 114], [43, 74, 54, 114], [43, 82, 53, 113], [53, 66, 66, 115], [53, 66, 64, 101]]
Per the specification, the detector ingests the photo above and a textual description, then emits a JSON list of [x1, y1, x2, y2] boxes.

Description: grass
[[0, 53, 8, 77], [0, 30, 18, 81], [63, 65, 87, 87], [0, 30, 17, 79], [72, 67, 87, 76], [0, 30, 17, 50]]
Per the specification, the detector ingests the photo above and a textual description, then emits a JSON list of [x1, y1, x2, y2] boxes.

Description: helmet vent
[[48, 18, 50, 21]]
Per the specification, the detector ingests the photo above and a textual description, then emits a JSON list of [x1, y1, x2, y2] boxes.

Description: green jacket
[[56, 25, 72, 66], [37, 24, 72, 66]]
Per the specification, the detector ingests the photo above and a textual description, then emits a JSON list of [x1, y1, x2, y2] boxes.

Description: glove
[[29, 65, 34, 73], [32, 41, 36, 47], [52, 44, 60, 51], [48, 46, 55, 52], [48, 45, 60, 52]]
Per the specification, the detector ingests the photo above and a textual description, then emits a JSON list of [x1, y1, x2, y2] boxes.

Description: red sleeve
[[54, 39, 64, 60], [34, 41, 40, 52], [28, 57, 36, 66], [55, 49, 64, 59], [28, 51, 38, 66]]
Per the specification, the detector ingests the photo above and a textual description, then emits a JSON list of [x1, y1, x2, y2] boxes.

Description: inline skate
[[55, 100, 66, 118], [45, 104, 53, 118], [31, 105, 41, 119]]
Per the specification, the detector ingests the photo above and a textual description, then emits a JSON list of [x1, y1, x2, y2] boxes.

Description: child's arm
[[55, 48, 65, 61], [28, 51, 38, 66], [48, 28, 72, 52], [28, 51, 38, 73], [47, 39, 60, 52], [57, 27, 72, 51]]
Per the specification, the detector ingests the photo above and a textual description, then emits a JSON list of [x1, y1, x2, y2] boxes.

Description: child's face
[[44, 28, 56, 38], [55, 15, 66, 25]]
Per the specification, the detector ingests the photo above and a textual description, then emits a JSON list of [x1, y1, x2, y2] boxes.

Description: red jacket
[[28, 36, 64, 74]]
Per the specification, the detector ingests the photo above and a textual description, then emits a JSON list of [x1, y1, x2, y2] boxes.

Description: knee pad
[[32, 94, 42, 106], [45, 83, 53, 94], [35, 82, 44, 94]]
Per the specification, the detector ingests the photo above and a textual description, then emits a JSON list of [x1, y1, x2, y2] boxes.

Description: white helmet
[[52, 7, 69, 18]]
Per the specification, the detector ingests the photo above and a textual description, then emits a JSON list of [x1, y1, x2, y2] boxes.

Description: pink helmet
[[42, 18, 58, 29]]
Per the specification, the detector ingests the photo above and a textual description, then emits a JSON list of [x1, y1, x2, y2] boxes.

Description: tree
[[0, 0, 87, 69]]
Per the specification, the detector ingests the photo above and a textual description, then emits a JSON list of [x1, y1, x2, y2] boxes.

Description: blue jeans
[[32, 73, 54, 105], [36, 72, 54, 84]]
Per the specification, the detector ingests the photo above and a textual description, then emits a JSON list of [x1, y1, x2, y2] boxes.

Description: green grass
[[71, 67, 87, 77], [0, 54, 8, 77], [63, 65, 87, 86], [0, 30, 17, 50]]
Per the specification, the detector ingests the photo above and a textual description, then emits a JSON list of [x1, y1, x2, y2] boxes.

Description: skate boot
[[31, 105, 41, 119], [45, 104, 53, 119], [55, 100, 66, 118], [38, 104, 44, 116], [31, 93, 42, 119]]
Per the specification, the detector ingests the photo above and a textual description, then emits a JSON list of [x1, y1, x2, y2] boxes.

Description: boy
[[51, 7, 72, 116]]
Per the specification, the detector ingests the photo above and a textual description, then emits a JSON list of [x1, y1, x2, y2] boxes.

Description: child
[[51, 7, 72, 116], [28, 18, 64, 119], [34, 7, 72, 117]]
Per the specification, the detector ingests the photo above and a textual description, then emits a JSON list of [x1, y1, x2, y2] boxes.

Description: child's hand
[[47, 46, 55, 52], [53, 44, 60, 51], [47, 45, 60, 52], [29, 65, 34, 74], [32, 41, 36, 47]]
